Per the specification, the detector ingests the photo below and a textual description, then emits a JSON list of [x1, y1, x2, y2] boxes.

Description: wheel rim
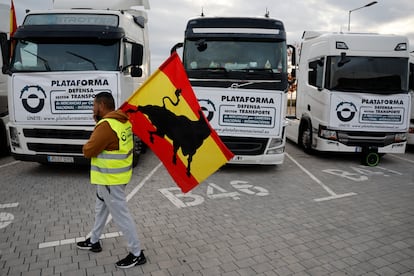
[[365, 152, 380, 167]]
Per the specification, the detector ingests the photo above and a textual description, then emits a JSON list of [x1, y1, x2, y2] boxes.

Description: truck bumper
[[313, 136, 406, 154], [11, 152, 90, 165], [228, 152, 285, 165]]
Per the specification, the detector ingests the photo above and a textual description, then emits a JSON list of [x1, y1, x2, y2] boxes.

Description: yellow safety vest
[[90, 118, 133, 185]]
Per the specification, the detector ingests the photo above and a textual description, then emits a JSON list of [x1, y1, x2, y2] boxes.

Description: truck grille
[[27, 143, 83, 154], [23, 128, 92, 155], [23, 129, 92, 139], [220, 136, 268, 155], [337, 131, 396, 147]]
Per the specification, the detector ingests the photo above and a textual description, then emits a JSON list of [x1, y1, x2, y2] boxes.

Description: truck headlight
[[266, 138, 284, 154], [319, 128, 338, 140], [394, 133, 406, 143]]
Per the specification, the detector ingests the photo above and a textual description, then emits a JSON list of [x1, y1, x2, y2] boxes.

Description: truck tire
[[132, 135, 145, 168], [0, 120, 10, 156], [299, 120, 313, 154], [361, 151, 380, 167]]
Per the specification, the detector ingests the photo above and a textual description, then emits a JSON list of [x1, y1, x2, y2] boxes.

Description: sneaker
[[116, 251, 146, 269], [76, 238, 102, 253]]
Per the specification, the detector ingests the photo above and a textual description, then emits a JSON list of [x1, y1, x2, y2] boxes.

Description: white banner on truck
[[12, 72, 119, 124], [194, 87, 283, 138], [329, 93, 410, 131]]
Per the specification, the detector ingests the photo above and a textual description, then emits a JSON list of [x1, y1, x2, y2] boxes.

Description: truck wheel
[[0, 120, 10, 156], [132, 135, 144, 168], [362, 151, 380, 167], [299, 122, 313, 153]]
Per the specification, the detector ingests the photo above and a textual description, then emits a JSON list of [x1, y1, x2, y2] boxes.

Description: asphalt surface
[[0, 142, 413, 276]]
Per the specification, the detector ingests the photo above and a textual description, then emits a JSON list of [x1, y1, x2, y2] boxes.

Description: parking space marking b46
[[159, 180, 269, 208]]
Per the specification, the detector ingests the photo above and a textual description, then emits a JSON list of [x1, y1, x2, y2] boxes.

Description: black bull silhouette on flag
[[126, 89, 212, 176]]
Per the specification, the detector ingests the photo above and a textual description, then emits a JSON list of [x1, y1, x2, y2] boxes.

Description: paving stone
[[1, 151, 414, 275]]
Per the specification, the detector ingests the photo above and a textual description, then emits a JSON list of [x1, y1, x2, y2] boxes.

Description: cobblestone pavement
[[0, 143, 413, 276]]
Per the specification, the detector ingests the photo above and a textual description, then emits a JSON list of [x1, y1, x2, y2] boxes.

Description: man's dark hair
[[95, 92, 115, 110]]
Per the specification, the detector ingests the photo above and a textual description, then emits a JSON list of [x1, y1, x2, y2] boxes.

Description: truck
[[286, 31, 412, 166], [408, 53, 414, 145], [0, 0, 150, 165], [0, 3, 10, 156], [171, 16, 294, 165]]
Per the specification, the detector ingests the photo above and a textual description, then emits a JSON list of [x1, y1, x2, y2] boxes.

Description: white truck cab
[[0, 0, 150, 165], [408, 53, 414, 145], [172, 16, 295, 165], [287, 32, 411, 166]]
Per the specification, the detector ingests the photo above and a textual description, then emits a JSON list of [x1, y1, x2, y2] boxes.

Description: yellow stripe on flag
[[127, 69, 198, 120]]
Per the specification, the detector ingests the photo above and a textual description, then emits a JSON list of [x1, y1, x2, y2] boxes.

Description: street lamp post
[[348, 1, 378, 32]]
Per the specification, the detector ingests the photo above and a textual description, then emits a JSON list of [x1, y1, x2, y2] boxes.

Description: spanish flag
[[10, 0, 17, 37], [121, 52, 234, 193]]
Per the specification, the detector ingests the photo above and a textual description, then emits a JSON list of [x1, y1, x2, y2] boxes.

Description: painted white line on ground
[[0, 160, 20, 170], [285, 153, 357, 202], [0, 202, 19, 209], [38, 162, 163, 249], [0, 202, 19, 229], [376, 165, 403, 175], [389, 154, 414, 164], [39, 232, 123, 249]]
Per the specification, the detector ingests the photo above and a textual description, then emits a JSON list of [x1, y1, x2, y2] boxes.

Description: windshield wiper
[[236, 68, 275, 73], [66, 51, 98, 70], [23, 49, 51, 71], [190, 67, 228, 72], [248, 68, 274, 72]]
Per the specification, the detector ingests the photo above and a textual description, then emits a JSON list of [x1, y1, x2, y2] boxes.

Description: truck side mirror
[[170, 42, 183, 55], [287, 44, 296, 79], [338, 52, 350, 67], [0, 33, 10, 74], [131, 43, 143, 66]]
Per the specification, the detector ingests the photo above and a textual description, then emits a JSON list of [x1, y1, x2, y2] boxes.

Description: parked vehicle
[[0, 3, 10, 156], [0, 0, 150, 165], [172, 16, 295, 165], [286, 31, 411, 166], [408, 53, 414, 145]]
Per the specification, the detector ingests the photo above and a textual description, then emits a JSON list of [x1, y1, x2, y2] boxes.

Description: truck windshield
[[11, 39, 120, 72], [326, 56, 408, 93], [183, 39, 287, 74]]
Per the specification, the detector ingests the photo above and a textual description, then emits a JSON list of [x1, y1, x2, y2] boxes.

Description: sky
[[1, 0, 414, 70]]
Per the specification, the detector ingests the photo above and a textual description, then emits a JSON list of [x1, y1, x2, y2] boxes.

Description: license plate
[[231, 155, 243, 161], [47, 156, 74, 163]]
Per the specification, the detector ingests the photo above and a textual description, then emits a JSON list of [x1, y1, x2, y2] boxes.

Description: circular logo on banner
[[121, 131, 127, 142], [336, 102, 357, 122], [19, 85, 47, 113], [198, 99, 216, 122]]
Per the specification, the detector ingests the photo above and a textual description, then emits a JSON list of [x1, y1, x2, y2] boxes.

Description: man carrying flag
[[77, 92, 146, 269], [121, 52, 234, 193]]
